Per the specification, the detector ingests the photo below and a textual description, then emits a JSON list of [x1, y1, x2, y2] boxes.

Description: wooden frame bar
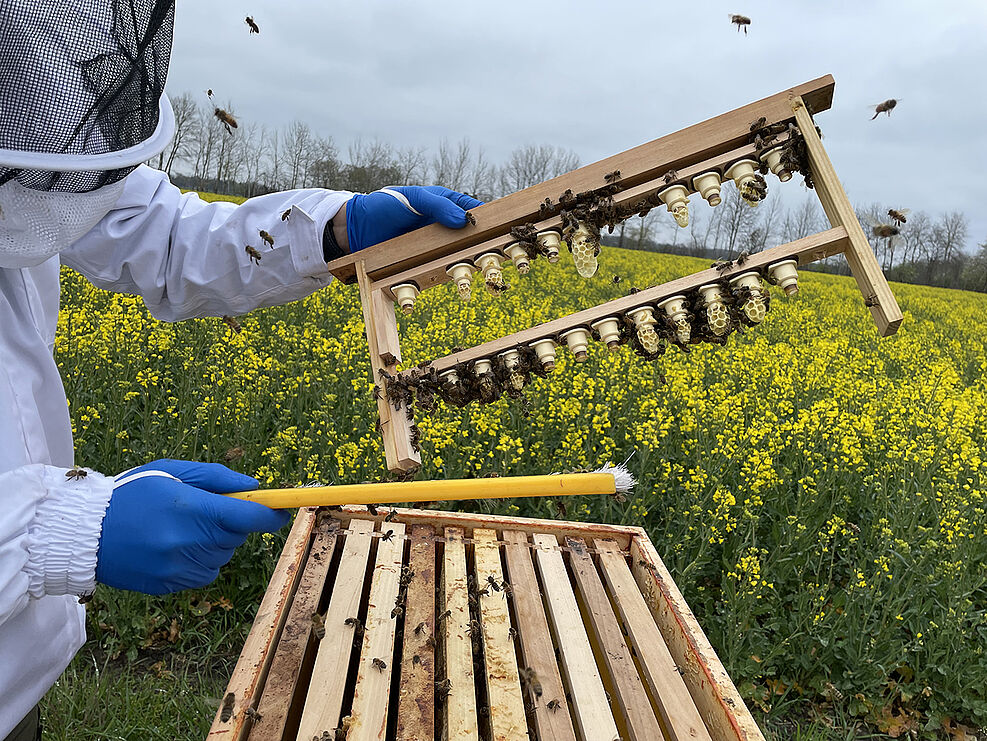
[[328, 76, 835, 284], [395, 524, 436, 741], [208, 509, 316, 740], [792, 97, 902, 336], [441, 526, 479, 739]]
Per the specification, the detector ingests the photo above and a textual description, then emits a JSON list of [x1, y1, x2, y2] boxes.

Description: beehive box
[[208, 507, 765, 741]]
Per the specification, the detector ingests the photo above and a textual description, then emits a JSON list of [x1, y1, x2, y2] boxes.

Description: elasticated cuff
[[287, 191, 353, 278], [25, 468, 114, 598]]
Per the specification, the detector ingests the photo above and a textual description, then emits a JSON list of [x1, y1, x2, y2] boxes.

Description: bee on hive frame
[[220, 692, 235, 722]]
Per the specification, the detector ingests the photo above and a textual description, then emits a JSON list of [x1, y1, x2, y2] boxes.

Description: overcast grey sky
[[168, 1, 987, 248]]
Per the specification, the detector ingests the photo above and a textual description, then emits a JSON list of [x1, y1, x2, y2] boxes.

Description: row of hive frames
[[433, 259, 801, 396], [388, 144, 795, 312]]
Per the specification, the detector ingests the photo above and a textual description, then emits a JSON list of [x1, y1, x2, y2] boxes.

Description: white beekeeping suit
[[0, 2, 348, 733]]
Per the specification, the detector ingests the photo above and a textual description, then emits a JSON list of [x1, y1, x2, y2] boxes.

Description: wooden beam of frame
[[792, 97, 902, 336], [329, 76, 835, 285]]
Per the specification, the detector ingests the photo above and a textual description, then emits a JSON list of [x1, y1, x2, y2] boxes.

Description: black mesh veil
[[0, 0, 175, 192]]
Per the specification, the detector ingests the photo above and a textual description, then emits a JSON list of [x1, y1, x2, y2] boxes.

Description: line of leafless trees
[[157, 91, 983, 292]]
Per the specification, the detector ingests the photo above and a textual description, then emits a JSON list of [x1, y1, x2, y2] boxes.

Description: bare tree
[[430, 138, 474, 193], [718, 186, 757, 257], [156, 91, 198, 175], [499, 144, 579, 194], [394, 145, 428, 186], [783, 196, 824, 243], [282, 121, 313, 189]]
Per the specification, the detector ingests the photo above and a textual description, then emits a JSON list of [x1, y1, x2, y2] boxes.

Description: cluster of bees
[[382, 121, 813, 420]]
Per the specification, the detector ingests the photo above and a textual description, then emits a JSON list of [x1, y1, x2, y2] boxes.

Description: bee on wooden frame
[[372, 657, 387, 672], [220, 692, 236, 722]]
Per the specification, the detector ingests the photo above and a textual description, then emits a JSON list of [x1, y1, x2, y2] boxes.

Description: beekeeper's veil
[[0, 0, 175, 267]]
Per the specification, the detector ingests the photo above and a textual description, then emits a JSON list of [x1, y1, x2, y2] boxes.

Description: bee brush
[[223, 465, 635, 509]]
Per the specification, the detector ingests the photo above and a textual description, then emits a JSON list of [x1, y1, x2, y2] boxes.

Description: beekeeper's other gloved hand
[[344, 186, 483, 253], [95, 460, 290, 595]]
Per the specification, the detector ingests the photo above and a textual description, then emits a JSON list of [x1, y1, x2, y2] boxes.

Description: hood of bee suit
[[0, 0, 176, 194]]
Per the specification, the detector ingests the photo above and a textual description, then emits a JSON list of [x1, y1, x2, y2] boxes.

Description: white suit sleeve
[[0, 465, 113, 629], [61, 165, 353, 322]]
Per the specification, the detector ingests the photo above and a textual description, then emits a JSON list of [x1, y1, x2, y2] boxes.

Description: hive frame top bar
[[328, 75, 835, 284]]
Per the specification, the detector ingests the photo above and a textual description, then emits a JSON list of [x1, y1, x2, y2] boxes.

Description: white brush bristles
[[594, 464, 635, 494]]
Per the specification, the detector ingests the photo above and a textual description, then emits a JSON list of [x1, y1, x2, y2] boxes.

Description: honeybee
[[604, 170, 621, 184], [221, 315, 242, 334], [729, 14, 751, 34], [344, 616, 362, 631], [547, 699, 561, 712], [214, 107, 238, 134], [258, 229, 275, 248], [414, 621, 427, 636], [372, 657, 387, 672], [435, 678, 452, 698], [736, 250, 751, 266], [712, 259, 732, 272], [662, 169, 678, 184], [78, 590, 95, 604], [281, 208, 291, 221], [381, 529, 394, 542], [888, 208, 909, 227], [245, 245, 262, 264], [223, 446, 244, 462], [412, 654, 422, 666], [391, 606, 403, 619], [311, 612, 326, 639], [749, 116, 767, 133], [486, 575, 501, 592], [366, 503, 378, 516], [437, 609, 452, 623], [65, 467, 87, 481], [871, 224, 900, 240], [871, 99, 897, 120], [206, 89, 214, 98], [611, 275, 622, 284], [465, 211, 476, 226], [520, 667, 543, 698], [245, 15, 259, 33], [244, 706, 262, 722], [384, 509, 397, 522], [220, 692, 235, 722]]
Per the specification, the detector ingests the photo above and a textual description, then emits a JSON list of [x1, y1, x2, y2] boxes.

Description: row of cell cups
[[660, 145, 793, 228], [433, 259, 800, 389], [389, 230, 565, 314]]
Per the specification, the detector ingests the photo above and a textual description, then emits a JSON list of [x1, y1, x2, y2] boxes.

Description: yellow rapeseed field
[[56, 193, 987, 733]]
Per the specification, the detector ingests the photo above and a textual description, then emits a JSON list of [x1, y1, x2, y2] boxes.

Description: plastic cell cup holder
[[536, 230, 563, 264], [729, 271, 768, 324], [440, 369, 460, 386], [529, 338, 557, 372], [446, 262, 476, 302], [391, 283, 419, 315], [504, 243, 531, 275], [474, 252, 506, 295], [725, 159, 758, 191], [625, 306, 662, 355], [657, 294, 692, 344], [559, 328, 590, 362], [692, 171, 723, 207], [698, 283, 730, 337], [769, 259, 800, 296], [590, 317, 622, 351], [473, 359, 493, 377], [498, 349, 526, 391], [759, 146, 792, 182], [658, 184, 691, 228]]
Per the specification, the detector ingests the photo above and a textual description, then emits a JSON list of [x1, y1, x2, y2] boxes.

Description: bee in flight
[[729, 14, 751, 34], [245, 245, 263, 265], [871, 99, 898, 120], [214, 107, 238, 135], [887, 208, 909, 227], [245, 16, 259, 34]]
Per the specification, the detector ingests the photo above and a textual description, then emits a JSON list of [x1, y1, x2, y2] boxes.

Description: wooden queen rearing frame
[[327, 75, 902, 474]]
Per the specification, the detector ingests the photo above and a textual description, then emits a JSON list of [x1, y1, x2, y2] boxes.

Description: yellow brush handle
[[224, 472, 617, 509]]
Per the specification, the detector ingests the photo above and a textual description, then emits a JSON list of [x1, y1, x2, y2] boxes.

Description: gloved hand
[[95, 460, 290, 595], [345, 186, 483, 252]]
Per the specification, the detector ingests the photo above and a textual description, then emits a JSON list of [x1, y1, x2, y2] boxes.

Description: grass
[[42, 190, 987, 738]]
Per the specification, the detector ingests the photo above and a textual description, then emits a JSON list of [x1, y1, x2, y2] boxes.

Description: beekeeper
[[0, 3, 480, 738]]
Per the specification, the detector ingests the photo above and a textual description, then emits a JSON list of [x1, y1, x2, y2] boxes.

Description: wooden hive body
[[209, 507, 766, 741]]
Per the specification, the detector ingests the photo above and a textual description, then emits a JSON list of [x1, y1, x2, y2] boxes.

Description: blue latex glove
[[346, 186, 483, 252], [95, 460, 290, 595]]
